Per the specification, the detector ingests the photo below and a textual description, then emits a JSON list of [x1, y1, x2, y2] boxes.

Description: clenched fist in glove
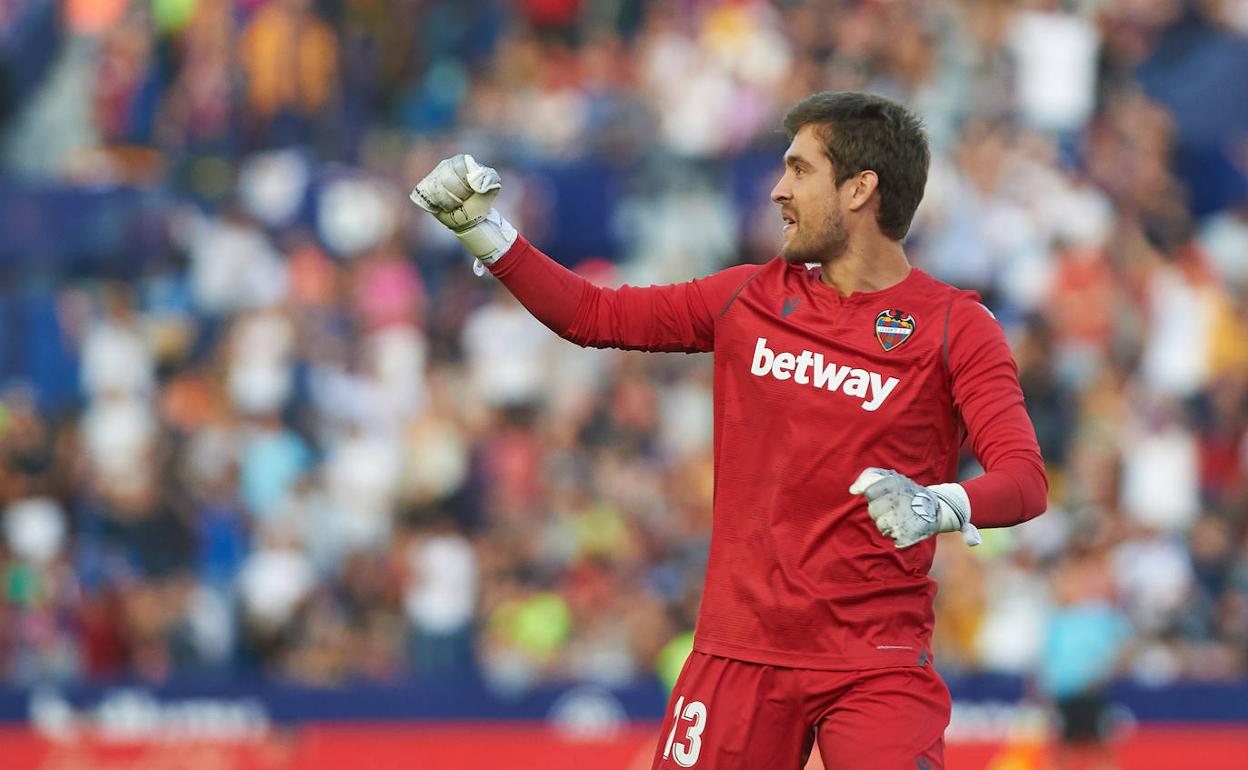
[[849, 468, 982, 549], [411, 154, 517, 273]]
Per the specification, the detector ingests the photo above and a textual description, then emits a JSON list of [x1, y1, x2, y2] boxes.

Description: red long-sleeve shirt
[[488, 237, 1048, 669]]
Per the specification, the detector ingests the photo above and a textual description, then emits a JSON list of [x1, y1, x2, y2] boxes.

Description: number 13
[[662, 696, 708, 767]]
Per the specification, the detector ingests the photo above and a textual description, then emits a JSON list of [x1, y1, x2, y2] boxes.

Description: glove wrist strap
[[929, 482, 982, 547], [455, 209, 517, 264]]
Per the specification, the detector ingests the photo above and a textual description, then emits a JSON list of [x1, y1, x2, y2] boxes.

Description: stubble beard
[[780, 206, 848, 265]]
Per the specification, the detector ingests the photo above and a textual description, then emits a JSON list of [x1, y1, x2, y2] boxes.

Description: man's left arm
[[849, 296, 1047, 548], [944, 298, 1048, 528]]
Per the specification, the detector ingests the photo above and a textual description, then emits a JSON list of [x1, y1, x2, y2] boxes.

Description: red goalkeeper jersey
[[488, 237, 1047, 670]]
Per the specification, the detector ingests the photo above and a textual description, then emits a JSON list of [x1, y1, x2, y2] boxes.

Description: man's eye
[[794, 167, 805, 177]]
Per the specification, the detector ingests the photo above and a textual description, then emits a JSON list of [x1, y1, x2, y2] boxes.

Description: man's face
[[770, 124, 848, 264]]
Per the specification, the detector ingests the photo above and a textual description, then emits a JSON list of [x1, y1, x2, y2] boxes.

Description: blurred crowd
[[0, 0, 1246, 703]]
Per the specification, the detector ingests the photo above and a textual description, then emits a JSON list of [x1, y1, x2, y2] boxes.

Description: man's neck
[[819, 237, 911, 296]]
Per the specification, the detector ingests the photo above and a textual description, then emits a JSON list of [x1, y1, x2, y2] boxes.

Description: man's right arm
[[488, 236, 760, 353], [411, 153, 762, 354]]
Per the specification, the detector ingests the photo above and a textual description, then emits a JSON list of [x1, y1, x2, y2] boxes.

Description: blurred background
[[0, 0, 1246, 768]]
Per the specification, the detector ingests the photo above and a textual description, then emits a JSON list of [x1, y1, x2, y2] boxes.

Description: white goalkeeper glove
[[849, 468, 982, 549], [411, 154, 517, 275]]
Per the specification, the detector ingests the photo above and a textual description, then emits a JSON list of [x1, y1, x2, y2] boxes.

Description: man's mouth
[[782, 212, 796, 234]]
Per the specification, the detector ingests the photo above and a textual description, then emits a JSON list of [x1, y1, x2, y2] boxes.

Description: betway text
[[749, 337, 900, 412]]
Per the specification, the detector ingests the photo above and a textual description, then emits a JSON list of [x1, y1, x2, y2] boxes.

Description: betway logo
[[750, 337, 899, 411]]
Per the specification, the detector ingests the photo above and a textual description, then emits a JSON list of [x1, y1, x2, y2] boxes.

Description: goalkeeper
[[413, 91, 1047, 770]]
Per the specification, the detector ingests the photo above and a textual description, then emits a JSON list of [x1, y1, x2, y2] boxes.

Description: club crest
[[875, 309, 915, 351]]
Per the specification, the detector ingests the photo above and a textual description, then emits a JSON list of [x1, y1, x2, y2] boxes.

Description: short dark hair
[[783, 91, 930, 241]]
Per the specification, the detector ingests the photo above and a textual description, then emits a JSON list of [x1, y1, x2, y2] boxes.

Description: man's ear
[[845, 170, 880, 212]]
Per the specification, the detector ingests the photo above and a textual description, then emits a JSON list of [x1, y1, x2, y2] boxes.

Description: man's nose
[[771, 176, 790, 204]]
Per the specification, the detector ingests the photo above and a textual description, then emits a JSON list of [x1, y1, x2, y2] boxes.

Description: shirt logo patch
[[781, 296, 799, 318], [875, 309, 915, 352]]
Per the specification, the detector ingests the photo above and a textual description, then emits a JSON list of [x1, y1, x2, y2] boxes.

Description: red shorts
[[651, 652, 950, 770]]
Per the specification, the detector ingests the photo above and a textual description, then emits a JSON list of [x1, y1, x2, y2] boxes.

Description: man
[[412, 91, 1047, 770]]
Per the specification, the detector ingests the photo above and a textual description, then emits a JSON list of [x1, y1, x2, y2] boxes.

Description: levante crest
[[874, 309, 915, 351]]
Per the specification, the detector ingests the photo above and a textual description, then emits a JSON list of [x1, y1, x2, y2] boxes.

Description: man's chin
[[779, 244, 812, 264], [780, 237, 846, 265]]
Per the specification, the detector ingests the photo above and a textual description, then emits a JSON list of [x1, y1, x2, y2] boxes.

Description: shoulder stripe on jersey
[[944, 296, 968, 448], [717, 264, 768, 318], [943, 298, 954, 373]]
